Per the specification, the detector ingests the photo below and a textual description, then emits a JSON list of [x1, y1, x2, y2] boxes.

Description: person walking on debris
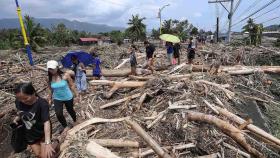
[[166, 42, 174, 65], [47, 60, 78, 133], [71, 55, 87, 94], [143, 41, 155, 73], [129, 45, 138, 75], [173, 42, 181, 65], [187, 37, 196, 64], [12, 83, 59, 158], [90, 51, 102, 79]]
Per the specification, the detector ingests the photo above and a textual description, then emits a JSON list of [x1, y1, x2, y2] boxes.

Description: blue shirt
[[51, 80, 73, 101], [167, 46, 173, 54], [93, 57, 101, 76]]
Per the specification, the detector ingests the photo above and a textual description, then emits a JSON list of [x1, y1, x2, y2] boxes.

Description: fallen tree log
[[140, 143, 195, 157], [125, 119, 172, 158], [129, 75, 155, 81], [186, 111, 264, 158], [114, 58, 130, 69], [93, 139, 139, 148], [203, 99, 219, 114], [114, 55, 145, 69], [60, 117, 127, 151], [214, 106, 280, 147], [86, 140, 121, 158], [223, 142, 250, 158], [194, 153, 219, 158], [100, 93, 142, 109], [90, 80, 146, 98]]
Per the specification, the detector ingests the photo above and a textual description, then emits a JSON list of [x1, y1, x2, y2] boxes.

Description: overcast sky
[[1, 0, 280, 32]]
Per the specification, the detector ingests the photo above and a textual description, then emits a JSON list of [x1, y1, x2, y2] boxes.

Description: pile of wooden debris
[[1, 44, 280, 158]]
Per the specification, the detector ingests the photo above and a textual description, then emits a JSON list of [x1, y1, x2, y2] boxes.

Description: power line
[[236, 0, 261, 18], [232, 0, 277, 27], [259, 16, 280, 24], [232, 0, 280, 29], [233, 0, 242, 14], [253, 2, 280, 20]]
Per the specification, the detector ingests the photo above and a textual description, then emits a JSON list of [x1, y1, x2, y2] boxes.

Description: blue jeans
[[167, 53, 173, 64]]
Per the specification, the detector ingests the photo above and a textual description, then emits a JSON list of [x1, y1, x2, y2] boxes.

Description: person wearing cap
[[47, 60, 78, 133]]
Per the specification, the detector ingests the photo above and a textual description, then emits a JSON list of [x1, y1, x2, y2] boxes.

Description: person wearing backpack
[[12, 82, 59, 158]]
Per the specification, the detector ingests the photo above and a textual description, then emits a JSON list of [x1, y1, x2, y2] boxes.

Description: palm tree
[[126, 14, 146, 42], [51, 23, 71, 46], [162, 19, 173, 34], [24, 15, 47, 51], [242, 18, 261, 45]]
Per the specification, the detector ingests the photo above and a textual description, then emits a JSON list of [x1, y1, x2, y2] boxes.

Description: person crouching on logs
[[13, 82, 59, 158]]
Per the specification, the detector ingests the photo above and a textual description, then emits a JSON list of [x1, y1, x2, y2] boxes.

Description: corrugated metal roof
[[79, 38, 99, 42]]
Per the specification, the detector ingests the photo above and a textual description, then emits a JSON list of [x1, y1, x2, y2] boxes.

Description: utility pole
[[228, 0, 234, 43], [158, 4, 170, 35], [209, 0, 237, 43], [216, 17, 219, 42]]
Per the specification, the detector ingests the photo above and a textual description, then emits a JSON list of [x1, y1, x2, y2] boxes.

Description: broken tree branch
[[92, 139, 139, 148], [86, 140, 121, 158], [100, 93, 141, 109], [214, 106, 280, 147], [186, 111, 264, 158], [203, 99, 219, 114], [223, 142, 250, 158], [90, 80, 146, 98], [60, 117, 127, 151], [125, 119, 172, 158], [195, 80, 234, 100]]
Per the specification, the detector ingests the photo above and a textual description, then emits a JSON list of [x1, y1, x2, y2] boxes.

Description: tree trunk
[[92, 139, 139, 148], [86, 140, 121, 158], [214, 106, 280, 147], [125, 119, 172, 158], [100, 93, 142, 109], [187, 111, 264, 158]]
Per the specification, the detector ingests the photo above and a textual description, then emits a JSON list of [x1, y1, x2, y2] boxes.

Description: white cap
[[47, 60, 58, 69]]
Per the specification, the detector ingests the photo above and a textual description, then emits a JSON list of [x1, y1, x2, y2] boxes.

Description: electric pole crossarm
[[208, 0, 231, 3], [219, 2, 230, 13]]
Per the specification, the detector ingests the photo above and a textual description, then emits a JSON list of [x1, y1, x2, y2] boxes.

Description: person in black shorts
[[173, 43, 181, 64], [187, 37, 196, 64], [143, 41, 155, 73]]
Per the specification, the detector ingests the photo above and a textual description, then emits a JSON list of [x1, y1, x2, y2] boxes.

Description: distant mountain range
[[264, 24, 280, 31], [0, 18, 125, 33]]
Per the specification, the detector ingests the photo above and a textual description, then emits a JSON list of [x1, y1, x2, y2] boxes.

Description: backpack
[[10, 120, 27, 153]]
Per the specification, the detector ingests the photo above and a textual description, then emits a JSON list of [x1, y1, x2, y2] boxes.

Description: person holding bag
[[12, 82, 58, 158]]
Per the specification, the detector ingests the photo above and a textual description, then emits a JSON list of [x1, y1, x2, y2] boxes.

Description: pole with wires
[[209, 0, 238, 43], [228, 0, 234, 43]]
